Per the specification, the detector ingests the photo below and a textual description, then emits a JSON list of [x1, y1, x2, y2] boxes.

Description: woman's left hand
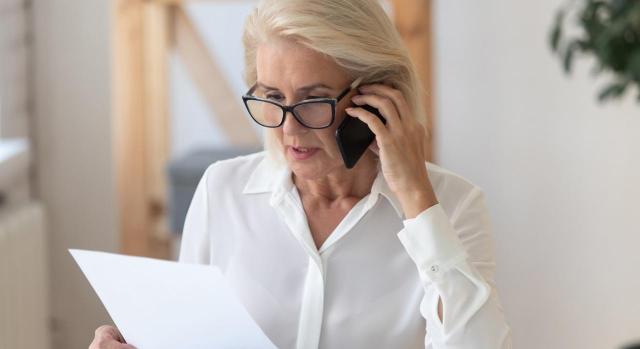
[[345, 83, 438, 218]]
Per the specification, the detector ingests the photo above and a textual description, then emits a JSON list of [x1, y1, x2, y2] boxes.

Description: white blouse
[[178, 151, 512, 349]]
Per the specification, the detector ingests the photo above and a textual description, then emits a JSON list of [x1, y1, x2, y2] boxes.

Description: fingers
[[95, 325, 122, 340], [90, 325, 136, 349], [356, 83, 425, 141], [358, 84, 413, 124], [350, 94, 400, 130], [345, 106, 390, 145], [347, 83, 429, 163], [89, 338, 136, 349], [107, 342, 136, 349]]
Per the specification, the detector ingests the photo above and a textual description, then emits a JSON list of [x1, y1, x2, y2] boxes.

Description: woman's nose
[[282, 111, 308, 135]]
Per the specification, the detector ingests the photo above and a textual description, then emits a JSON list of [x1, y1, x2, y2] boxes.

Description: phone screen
[[335, 103, 386, 169]]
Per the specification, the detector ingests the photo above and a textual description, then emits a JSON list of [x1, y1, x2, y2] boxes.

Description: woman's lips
[[287, 146, 319, 160]]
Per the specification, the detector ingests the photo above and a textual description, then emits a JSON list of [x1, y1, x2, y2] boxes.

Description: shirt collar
[[242, 154, 405, 218], [369, 163, 405, 219], [242, 152, 291, 195]]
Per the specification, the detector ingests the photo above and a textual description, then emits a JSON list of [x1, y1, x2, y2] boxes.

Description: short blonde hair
[[242, 0, 426, 161]]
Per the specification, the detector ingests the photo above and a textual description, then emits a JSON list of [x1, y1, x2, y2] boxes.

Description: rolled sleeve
[[397, 204, 469, 283], [396, 189, 512, 348]]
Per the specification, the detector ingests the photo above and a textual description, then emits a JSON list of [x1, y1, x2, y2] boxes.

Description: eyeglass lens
[[245, 99, 333, 128]]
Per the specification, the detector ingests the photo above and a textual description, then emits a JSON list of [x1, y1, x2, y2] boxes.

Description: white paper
[[69, 249, 278, 349]]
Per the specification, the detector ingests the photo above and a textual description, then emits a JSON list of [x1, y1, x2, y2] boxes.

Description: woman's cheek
[[269, 129, 286, 152], [319, 129, 341, 160]]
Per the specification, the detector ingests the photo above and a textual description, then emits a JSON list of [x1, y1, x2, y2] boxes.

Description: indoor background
[[0, 0, 639, 348]]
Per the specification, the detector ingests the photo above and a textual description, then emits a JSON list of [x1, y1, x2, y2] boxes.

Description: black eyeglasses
[[241, 77, 363, 129]]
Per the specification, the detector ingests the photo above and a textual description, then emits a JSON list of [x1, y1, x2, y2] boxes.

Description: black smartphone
[[335, 103, 386, 169]]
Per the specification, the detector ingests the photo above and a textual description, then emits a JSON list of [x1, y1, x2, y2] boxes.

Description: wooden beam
[[143, 1, 172, 258], [392, 0, 434, 162], [172, 6, 261, 147], [113, 0, 151, 256], [113, 0, 171, 258]]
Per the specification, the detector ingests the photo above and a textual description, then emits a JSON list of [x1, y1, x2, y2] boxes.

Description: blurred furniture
[[0, 202, 50, 349], [0, 140, 50, 349], [1, 0, 48, 342], [167, 146, 260, 235]]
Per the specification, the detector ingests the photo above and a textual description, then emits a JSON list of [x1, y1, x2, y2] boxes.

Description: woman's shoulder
[[201, 151, 267, 188], [204, 150, 265, 174], [425, 161, 486, 214]]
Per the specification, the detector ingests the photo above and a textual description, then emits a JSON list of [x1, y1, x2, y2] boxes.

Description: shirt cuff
[[397, 203, 468, 282]]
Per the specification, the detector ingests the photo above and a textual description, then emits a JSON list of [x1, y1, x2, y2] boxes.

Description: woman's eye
[[265, 94, 283, 101]]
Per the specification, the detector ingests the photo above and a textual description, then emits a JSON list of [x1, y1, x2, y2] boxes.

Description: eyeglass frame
[[241, 77, 364, 129]]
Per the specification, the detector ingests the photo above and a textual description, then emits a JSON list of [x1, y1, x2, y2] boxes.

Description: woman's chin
[[287, 158, 331, 181], [288, 161, 323, 180]]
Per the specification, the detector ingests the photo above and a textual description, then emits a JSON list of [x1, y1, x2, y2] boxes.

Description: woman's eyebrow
[[255, 82, 334, 92]]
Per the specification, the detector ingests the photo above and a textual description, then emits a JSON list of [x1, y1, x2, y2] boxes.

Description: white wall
[[170, 2, 260, 158], [31, 1, 117, 348], [25, 0, 640, 348], [433, 1, 640, 348]]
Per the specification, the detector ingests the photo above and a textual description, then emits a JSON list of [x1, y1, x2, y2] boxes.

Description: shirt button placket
[[280, 194, 326, 349], [296, 256, 325, 349]]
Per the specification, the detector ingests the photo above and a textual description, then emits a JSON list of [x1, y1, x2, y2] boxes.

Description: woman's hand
[[345, 83, 438, 218], [89, 325, 136, 349]]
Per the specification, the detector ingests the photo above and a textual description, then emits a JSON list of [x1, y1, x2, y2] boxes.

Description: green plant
[[550, 0, 640, 102]]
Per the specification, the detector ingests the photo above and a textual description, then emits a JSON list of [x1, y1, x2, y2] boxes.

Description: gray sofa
[[167, 146, 261, 235]]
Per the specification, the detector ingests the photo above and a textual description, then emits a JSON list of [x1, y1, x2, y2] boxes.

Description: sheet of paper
[[69, 249, 278, 349]]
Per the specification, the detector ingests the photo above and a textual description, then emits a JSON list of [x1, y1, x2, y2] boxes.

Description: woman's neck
[[293, 153, 379, 203]]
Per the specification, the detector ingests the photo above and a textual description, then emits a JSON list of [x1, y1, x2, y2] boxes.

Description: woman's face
[[256, 38, 356, 180]]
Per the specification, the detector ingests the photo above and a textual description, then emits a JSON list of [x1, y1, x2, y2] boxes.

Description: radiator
[[0, 202, 51, 349]]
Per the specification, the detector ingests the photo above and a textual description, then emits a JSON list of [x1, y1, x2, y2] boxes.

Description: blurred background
[[0, 0, 639, 348]]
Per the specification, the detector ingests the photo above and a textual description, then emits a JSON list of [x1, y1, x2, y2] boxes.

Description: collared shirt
[[179, 151, 512, 349]]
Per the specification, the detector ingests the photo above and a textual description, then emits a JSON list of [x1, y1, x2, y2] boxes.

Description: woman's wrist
[[397, 185, 439, 219]]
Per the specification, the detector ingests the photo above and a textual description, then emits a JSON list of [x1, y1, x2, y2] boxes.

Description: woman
[[90, 0, 512, 348]]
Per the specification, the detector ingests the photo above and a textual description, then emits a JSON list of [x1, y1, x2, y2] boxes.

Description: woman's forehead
[[254, 81, 334, 93], [256, 41, 349, 90]]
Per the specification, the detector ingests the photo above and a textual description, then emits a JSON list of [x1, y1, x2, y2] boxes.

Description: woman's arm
[[315, 80, 512, 347], [397, 187, 512, 348]]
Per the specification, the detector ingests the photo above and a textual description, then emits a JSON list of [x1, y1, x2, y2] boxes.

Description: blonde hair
[[242, 0, 426, 161]]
